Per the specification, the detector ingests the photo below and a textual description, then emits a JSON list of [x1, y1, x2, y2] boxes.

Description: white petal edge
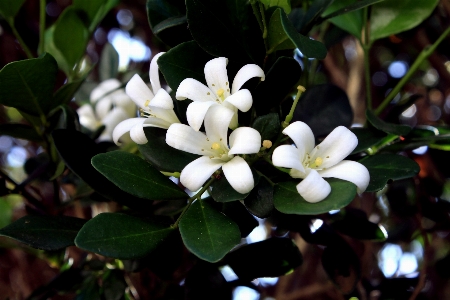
[[186, 101, 216, 131], [113, 118, 146, 145], [180, 156, 224, 192], [77, 104, 98, 131], [296, 169, 331, 203], [166, 123, 212, 156], [125, 74, 155, 108], [222, 156, 254, 194], [176, 78, 217, 102], [310, 126, 358, 169], [228, 127, 261, 155], [99, 108, 128, 142], [318, 160, 370, 194], [272, 144, 305, 173], [282, 121, 315, 158], [224, 89, 253, 112], [95, 98, 113, 121], [231, 64, 265, 94], [204, 57, 230, 98], [90, 79, 121, 103], [149, 52, 164, 92], [149, 88, 174, 110], [204, 105, 234, 145]]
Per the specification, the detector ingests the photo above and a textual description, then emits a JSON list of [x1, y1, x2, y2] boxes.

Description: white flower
[[166, 105, 261, 194], [175, 57, 265, 131], [77, 78, 136, 142], [272, 121, 370, 203], [112, 52, 180, 145]]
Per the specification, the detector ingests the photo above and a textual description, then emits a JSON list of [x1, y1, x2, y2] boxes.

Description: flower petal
[[95, 98, 113, 120], [77, 104, 98, 131], [180, 156, 223, 192], [296, 169, 331, 203], [318, 160, 370, 193], [176, 78, 217, 102], [222, 156, 254, 194], [204, 105, 234, 145], [231, 64, 265, 94], [282, 121, 315, 157], [125, 74, 155, 108], [224, 89, 253, 112], [228, 127, 261, 155], [149, 52, 164, 92], [166, 123, 213, 156], [310, 126, 358, 169], [90, 79, 121, 103], [146, 106, 180, 124], [186, 101, 216, 131], [150, 88, 174, 110], [272, 145, 305, 173], [112, 91, 136, 117], [204, 57, 230, 98], [99, 108, 128, 142], [113, 118, 146, 145]]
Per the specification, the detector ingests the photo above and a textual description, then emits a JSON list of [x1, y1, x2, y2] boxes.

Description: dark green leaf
[[244, 176, 275, 218], [260, 0, 291, 14], [152, 16, 187, 34], [360, 154, 420, 192], [294, 0, 333, 34], [99, 43, 119, 81], [185, 262, 232, 300], [92, 151, 187, 200], [351, 127, 387, 154], [75, 213, 175, 259], [0, 53, 58, 117], [73, 0, 119, 30], [0, 123, 42, 142], [267, 8, 327, 59], [366, 110, 411, 136], [224, 238, 302, 280], [0, 215, 86, 251], [293, 83, 353, 137], [52, 75, 90, 110], [158, 41, 214, 92], [252, 113, 281, 141], [322, 0, 363, 39], [0, 0, 26, 18], [321, 0, 385, 21], [179, 199, 241, 262], [137, 127, 200, 172], [210, 172, 258, 202], [222, 202, 258, 237], [102, 270, 127, 300], [274, 178, 357, 215]]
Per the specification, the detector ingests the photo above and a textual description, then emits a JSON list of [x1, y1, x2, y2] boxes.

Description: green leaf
[[179, 199, 241, 262], [186, 0, 265, 64], [224, 238, 302, 280], [0, 215, 86, 250], [52, 74, 90, 110], [274, 178, 357, 215], [222, 202, 258, 237], [370, 0, 439, 42], [252, 113, 280, 141], [99, 43, 119, 81], [322, 0, 363, 39], [75, 213, 175, 259], [351, 127, 387, 154], [152, 16, 187, 34], [366, 110, 411, 136], [0, 123, 42, 142], [92, 151, 188, 200], [322, 0, 385, 21], [0, 0, 26, 18], [73, 0, 119, 30], [137, 127, 200, 172], [260, 0, 291, 14], [294, 0, 333, 34], [267, 8, 327, 59], [210, 172, 258, 203], [0, 53, 58, 117], [360, 154, 420, 192], [157, 41, 214, 92], [244, 176, 275, 218]]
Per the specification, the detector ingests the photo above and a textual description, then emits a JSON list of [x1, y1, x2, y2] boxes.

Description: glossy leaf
[[273, 178, 357, 215], [222, 202, 258, 237], [244, 176, 275, 218], [360, 154, 420, 192], [75, 212, 175, 259], [366, 110, 412, 136], [260, 0, 291, 13], [99, 43, 119, 81], [252, 113, 281, 141], [210, 172, 258, 203], [267, 8, 327, 59], [179, 199, 241, 262], [351, 127, 387, 154], [0, 0, 26, 18], [92, 151, 188, 200], [322, 0, 385, 21], [0, 124, 42, 142], [137, 127, 200, 172], [0, 53, 58, 117], [225, 238, 302, 280], [0, 215, 86, 251], [322, 0, 363, 39], [293, 83, 353, 137]]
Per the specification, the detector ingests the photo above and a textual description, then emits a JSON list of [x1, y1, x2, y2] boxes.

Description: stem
[[7, 17, 33, 59], [369, 134, 398, 154], [362, 6, 372, 110], [39, 0, 46, 55], [375, 26, 450, 116], [282, 86, 306, 127], [250, 0, 264, 32], [161, 171, 180, 178], [259, 2, 269, 53]]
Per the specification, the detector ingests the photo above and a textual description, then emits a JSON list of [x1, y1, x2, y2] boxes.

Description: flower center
[[211, 142, 221, 150], [306, 156, 324, 169], [216, 88, 225, 101]]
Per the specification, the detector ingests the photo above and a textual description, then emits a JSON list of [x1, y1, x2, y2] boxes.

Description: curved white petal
[[228, 127, 261, 155], [149, 88, 174, 110], [186, 101, 216, 131], [310, 126, 358, 169], [146, 106, 180, 124], [224, 89, 253, 112], [95, 98, 113, 121], [77, 104, 98, 131], [149, 52, 164, 92], [272, 145, 305, 173], [112, 92, 136, 117], [99, 108, 128, 142], [231, 64, 265, 94], [229, 111, 238, 130], [204, 105, 234, 145], [296, 169, 331, 203], [282, 121, 315, 157], [90, 79, 121, 103], [142, 116, 174, 129], [113, 118, 146, 145], [125, 74, 155, 108], [166, 123, 212, 156], [204, 57, 230, 98], [176, 78, 217, 102], [129, 122, 148, 144], [318, 160, 370, 194], [222, 156, 254, 194], [180, 156, 223, 192]]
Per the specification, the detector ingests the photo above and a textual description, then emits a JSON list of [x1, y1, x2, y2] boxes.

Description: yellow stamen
[[314, 157, 323, 167], [217, 88, 225, 97], [211, 142, 221, 150], [144, 99, 150, 107], [262, 140, 272, 149]]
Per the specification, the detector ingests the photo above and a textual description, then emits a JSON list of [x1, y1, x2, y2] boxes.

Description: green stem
[[369, 134, 398, 154], [161, 171, 181, 178], [282, 86, 306, 127], [39, 0, 46, 55], [362, 6, 372, 110], [7, 17, 33, 59], [375, 26, 450, 116]]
